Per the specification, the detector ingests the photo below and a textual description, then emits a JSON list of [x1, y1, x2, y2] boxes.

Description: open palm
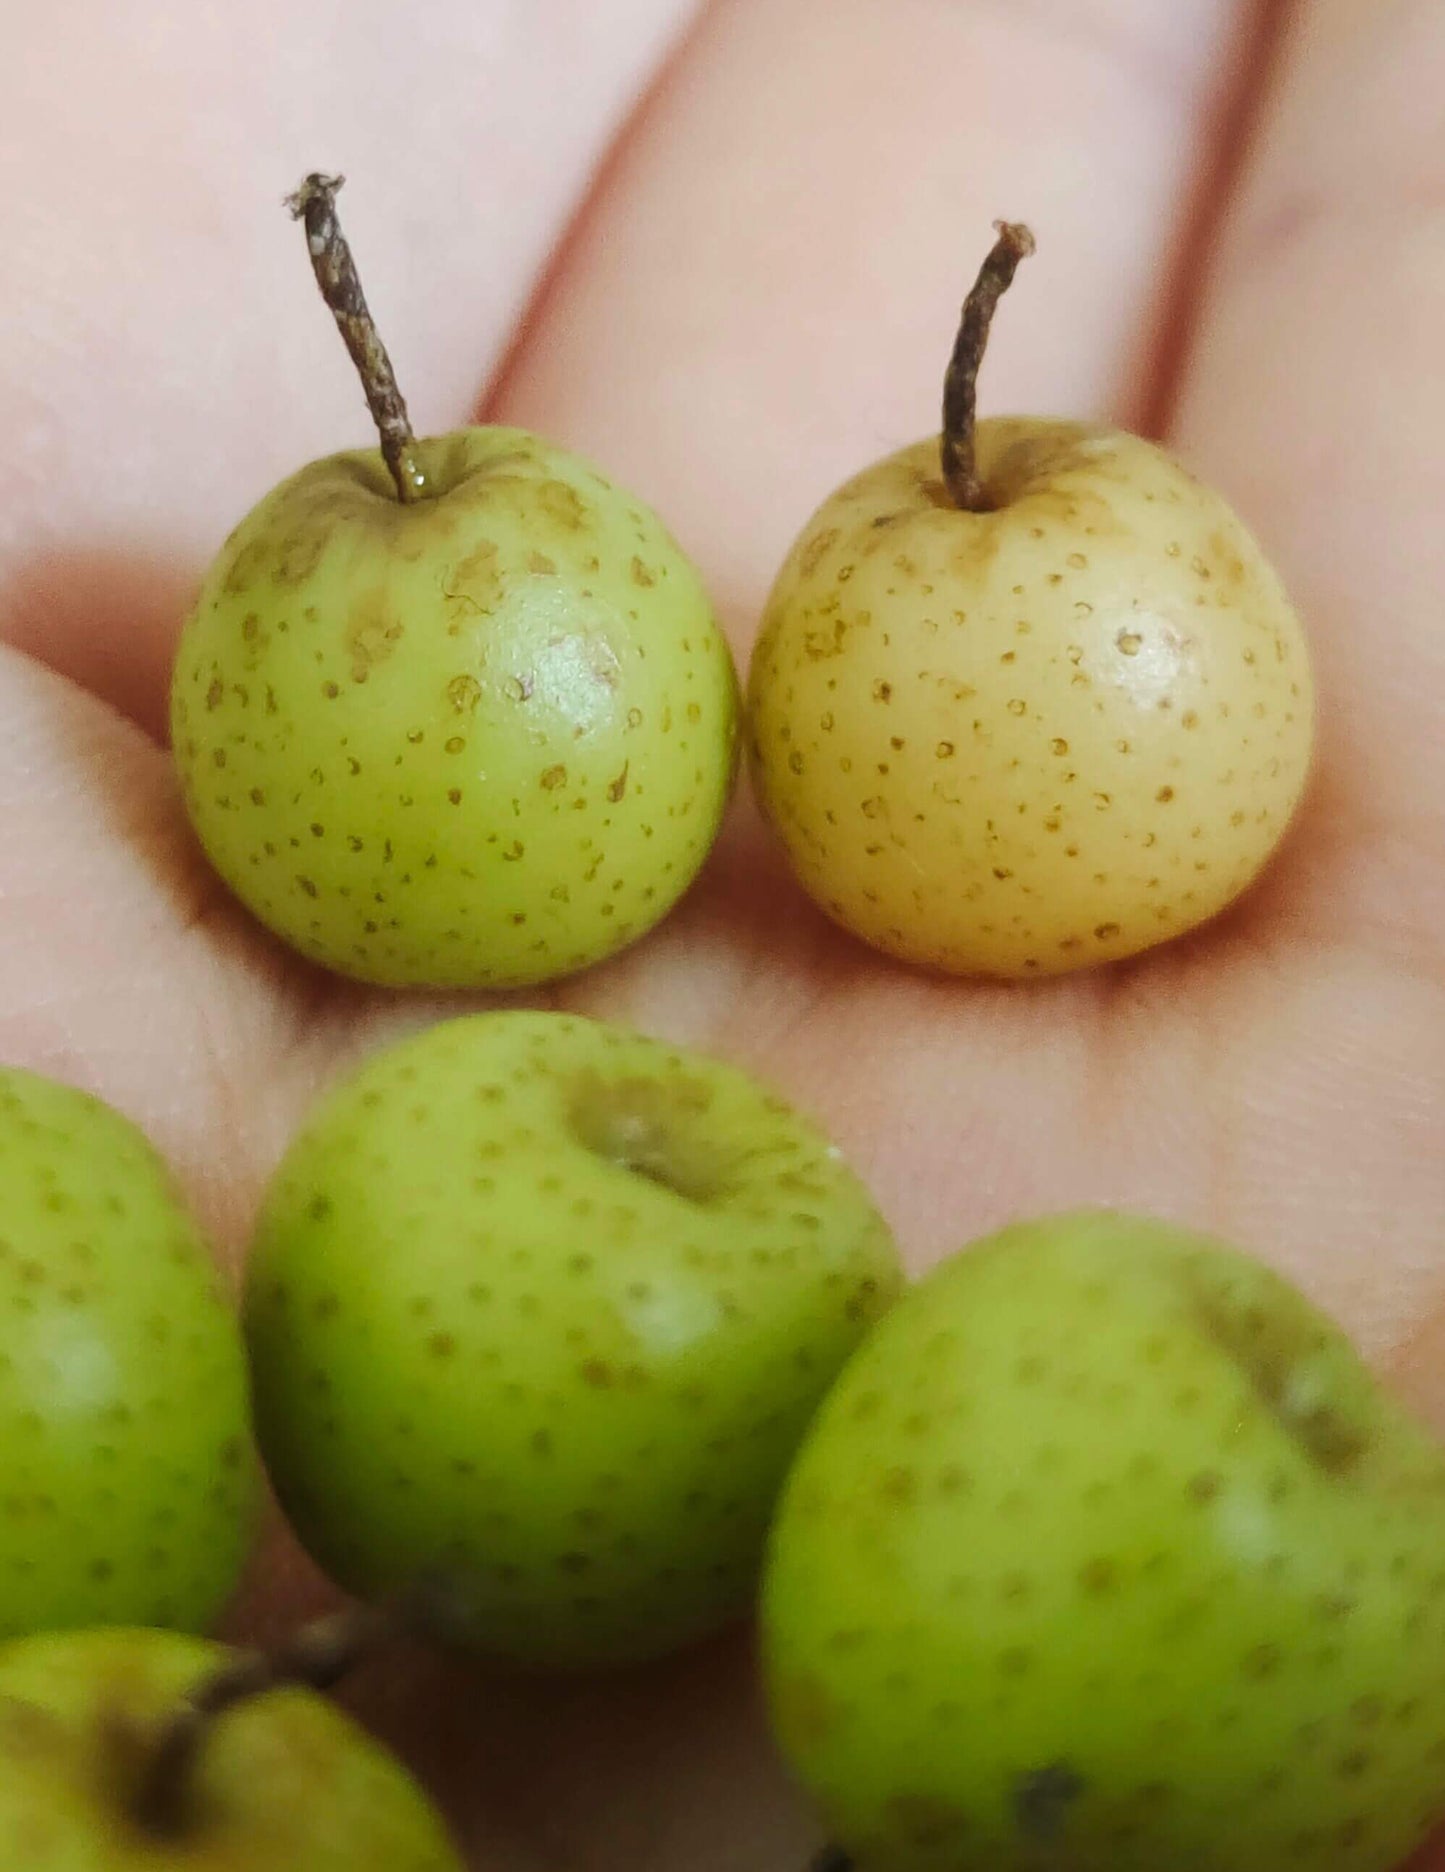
[[3, 1, 1443, 1865]]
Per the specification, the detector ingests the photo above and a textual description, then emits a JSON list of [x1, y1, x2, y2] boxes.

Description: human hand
[[2, 1, 1442, 1865]]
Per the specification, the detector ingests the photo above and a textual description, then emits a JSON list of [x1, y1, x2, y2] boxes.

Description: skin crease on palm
[[1, 0, 1443, 1867]]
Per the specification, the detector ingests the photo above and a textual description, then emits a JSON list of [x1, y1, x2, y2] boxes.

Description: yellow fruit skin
[[747, 420, 1315, 977], [172, 426, 737, 989]]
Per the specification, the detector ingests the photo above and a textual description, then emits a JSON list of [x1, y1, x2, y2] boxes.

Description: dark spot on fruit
[[1013, 1762, 1085, 1841], [537, 481, 587, 530], [446, 673, 481, 714], [798, 529, 839, 578], [223, 538, 269, 593], [1078, 1557, 1118, 1595]]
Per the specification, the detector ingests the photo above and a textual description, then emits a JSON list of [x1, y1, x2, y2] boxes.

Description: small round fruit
[[0, 1625, 462, 1869], [173, 177, 737, 991], [748, 225, 1313, 978], [762, 1210, 1445, 1872], [243, 1010, 900, 1668], [0, 1068, 258, 1641], [172, 424, 738, 988], [749, 422, 1313, 976]]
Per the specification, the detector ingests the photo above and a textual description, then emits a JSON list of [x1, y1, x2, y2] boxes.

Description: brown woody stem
[[130, 1600, 394, 1837], [939, 220, 1036, 512], [286, 172, 428, 503]]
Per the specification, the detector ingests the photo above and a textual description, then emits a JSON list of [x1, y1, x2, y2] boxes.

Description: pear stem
[[130, 1600, 394, 1838], [285, 172, 429, 504], [939, 221, 1036, 512]]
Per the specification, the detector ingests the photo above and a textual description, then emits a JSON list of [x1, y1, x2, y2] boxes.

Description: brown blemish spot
[[799, 528, 839, 578], [541, 765, 567, 791], [447, 673, 481, 713], [528, 551, 557, 575], [1013, 1763, 1085, 1842], [630, 556, 656, 588], [274, 528, 328, 586], [223, 538, 269, 594], [445, 539, 502, 614], [537, 481, 587, 530], [341, 590, 406, 683], [607, 763, 630, 803]]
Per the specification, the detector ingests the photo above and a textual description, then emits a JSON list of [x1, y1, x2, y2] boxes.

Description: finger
[[1167, 0, 1445, 942], [1153, 0, 1445, 1353], [486, 0, 1264, 647], [0, 0, 697, 735]]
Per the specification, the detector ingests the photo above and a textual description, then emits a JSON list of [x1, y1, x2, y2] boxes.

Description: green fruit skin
[[170, 425, 738, 989], [244, 1011, 900, 1668], [0, 1070, 258, 1641], [0, 1626, 462, 1869], [166, 426, 744, 995], [761, 1211, 1445, 1872]]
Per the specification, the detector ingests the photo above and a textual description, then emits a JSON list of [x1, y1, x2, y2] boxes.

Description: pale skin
[[1, 0, 1442, 1867]]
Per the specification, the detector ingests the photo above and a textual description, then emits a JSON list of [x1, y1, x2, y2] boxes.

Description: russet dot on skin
[[747, 419, 1315, 977]]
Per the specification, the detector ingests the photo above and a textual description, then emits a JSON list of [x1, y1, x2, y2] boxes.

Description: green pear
[[0, 1067, 257, 1640], [172, 175, 737, 990], [762, 1211, 1445, 1872], [0, 1625, 461, 1868], [244, 1009, 901, 1668]]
